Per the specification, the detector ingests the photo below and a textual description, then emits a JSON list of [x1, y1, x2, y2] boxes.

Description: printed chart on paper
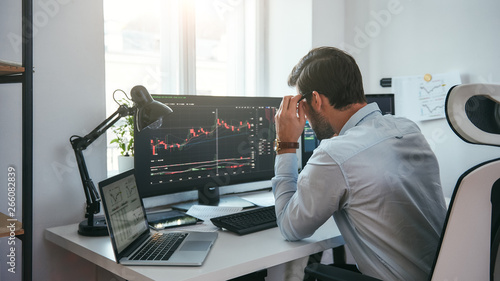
[[392, 72, 461, 121]]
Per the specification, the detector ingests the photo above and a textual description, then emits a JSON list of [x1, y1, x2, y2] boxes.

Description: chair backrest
[[430, 83, 500, 281], [430, 159, 500, 280], [445, 83, 500, 146]]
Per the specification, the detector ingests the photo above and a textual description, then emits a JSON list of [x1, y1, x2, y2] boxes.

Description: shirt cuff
[[274, 153, 299, 177]]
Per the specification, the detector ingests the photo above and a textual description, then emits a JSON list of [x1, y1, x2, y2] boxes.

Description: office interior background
[[1, 0, 500, 280]]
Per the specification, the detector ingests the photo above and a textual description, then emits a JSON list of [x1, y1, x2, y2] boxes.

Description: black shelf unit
[[0, 0, 33, 280]]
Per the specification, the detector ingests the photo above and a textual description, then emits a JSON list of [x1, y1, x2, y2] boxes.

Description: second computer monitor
[[301, 93, 395, 167]]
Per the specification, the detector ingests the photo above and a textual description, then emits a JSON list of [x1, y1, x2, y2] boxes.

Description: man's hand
[[275, 95, 307, 149]]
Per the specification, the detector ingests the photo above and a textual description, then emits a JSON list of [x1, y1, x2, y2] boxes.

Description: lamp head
[[131, 85, 173, 131]]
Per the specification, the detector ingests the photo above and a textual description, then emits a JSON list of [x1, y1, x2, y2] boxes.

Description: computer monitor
[[134, 94, 281, 205], [301, 93, 395, 167], [364, 93, 395, 115]]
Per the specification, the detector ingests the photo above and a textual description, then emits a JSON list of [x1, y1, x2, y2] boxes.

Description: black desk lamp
[[70, 85, 173, 236]]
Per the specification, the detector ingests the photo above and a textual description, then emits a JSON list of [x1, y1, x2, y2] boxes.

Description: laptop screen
[[100, 170, 149, 253]]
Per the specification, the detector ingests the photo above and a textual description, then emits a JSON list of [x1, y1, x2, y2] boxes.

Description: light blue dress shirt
[[272, 103, 447, 281]]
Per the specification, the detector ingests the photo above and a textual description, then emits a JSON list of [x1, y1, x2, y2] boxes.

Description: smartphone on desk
[[146, 209, 203, 230]]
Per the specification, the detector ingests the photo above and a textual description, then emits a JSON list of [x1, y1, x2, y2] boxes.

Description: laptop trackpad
[[180, 241, 212, 251]]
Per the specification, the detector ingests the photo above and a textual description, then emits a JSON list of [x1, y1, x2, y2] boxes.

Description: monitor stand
[[171, 186, 255, 211], [198, 186, 221, 206]]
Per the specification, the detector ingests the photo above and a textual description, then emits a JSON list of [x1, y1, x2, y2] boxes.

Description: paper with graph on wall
[[392, 71, 461, 121]]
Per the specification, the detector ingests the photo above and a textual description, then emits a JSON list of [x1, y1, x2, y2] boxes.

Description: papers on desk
[[187, 205, 242, 221], [239, 190, 275, 207], [156, 191, 275, 233], [161, 205, 242, 232]]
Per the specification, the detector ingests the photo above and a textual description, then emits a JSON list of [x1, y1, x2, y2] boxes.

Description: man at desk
[[272, 46, 447, 281]]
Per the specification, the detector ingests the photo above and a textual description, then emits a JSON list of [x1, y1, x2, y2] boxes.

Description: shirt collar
[[339, 102, 382, 135]]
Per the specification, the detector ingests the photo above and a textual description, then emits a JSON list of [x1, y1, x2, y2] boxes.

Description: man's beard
[[307, 107, 336, 141]]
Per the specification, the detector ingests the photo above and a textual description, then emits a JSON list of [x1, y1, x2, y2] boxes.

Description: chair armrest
[[304, 263, 382, 281]]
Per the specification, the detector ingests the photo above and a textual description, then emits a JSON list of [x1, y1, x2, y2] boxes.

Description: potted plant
[[110, 106, 135, 172]]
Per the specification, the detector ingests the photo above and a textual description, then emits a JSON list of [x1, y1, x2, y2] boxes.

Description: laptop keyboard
[[131, 232, 187, 261]]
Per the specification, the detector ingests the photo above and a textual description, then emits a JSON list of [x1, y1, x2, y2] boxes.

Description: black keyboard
[[211, 206, 277, 235]]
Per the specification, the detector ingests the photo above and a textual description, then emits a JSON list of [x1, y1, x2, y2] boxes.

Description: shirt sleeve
[[272, 149, 347, 241]]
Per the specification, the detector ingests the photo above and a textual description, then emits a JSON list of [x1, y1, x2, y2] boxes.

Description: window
[[103, 0, 265, 174]]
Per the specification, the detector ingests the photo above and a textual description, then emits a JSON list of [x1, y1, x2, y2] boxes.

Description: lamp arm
[[70, 105, 134, 226], [73, 105, 133, 150]]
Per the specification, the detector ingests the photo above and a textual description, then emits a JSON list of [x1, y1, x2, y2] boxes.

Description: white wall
[[342, 0, 500, 196], [266, 0, 313, 97], [312, 0, 344, 48], [267, 0, 346, 95], [10, 1, 106, 280]]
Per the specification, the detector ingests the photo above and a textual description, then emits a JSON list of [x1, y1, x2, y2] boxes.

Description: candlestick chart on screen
[[141, 105, 276, 185]]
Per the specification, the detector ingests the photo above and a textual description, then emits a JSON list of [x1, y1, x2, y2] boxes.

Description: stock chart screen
[[134, 95, 281, 197]]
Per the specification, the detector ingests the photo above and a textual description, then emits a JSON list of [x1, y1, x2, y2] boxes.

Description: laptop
[[98, 169, 218, 266]]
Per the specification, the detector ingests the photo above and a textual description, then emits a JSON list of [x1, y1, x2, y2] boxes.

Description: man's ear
[[311, 91, 323, 111]]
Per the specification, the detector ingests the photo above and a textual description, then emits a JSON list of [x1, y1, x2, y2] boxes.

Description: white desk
[[45, 219, 343, 281]]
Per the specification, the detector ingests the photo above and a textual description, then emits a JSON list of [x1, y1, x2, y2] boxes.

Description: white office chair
[[305, 83, 500, 281]]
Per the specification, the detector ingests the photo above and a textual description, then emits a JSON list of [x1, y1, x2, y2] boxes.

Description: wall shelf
[[0, 61, 25, 76], [0, 212, 24, 238]]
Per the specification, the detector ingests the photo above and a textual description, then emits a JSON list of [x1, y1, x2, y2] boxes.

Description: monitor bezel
[[134, 94, 282, 199]]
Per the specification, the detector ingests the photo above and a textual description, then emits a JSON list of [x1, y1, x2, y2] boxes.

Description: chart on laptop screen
[[102, 175, 147, 252]]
